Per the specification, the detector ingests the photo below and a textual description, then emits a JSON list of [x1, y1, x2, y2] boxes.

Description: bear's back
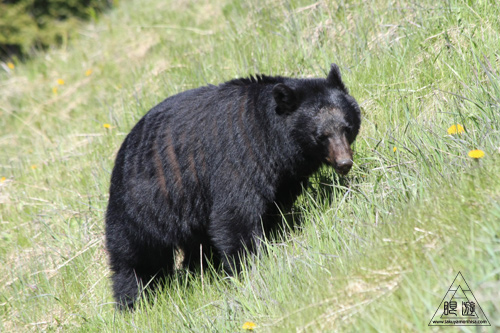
[[110, 79, 288, 238]]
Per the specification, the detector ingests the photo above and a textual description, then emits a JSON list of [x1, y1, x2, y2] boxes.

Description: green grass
[[1, 0, 499, 331]]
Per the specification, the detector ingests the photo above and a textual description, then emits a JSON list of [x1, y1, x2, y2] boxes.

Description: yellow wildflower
[[85, 69, 93, 76], [468, 149, 485, 159], [7, 62, 15, 69], [1, 177, 6, 182], [447, 124, 465, 135], [393, 146, 397, 152], [103, 123, 111, 129], [242, 322, 256, 330], [31, 164, 37, 170], [52, 86, 58, 95], [57, 79, 65, 85]]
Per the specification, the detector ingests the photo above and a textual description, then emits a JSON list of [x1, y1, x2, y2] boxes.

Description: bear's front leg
[[208, 205, 264, 275]]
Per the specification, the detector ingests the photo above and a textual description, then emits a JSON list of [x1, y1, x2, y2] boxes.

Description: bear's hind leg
[[111, 266, 142, 310], [111, 245, 175, 310]]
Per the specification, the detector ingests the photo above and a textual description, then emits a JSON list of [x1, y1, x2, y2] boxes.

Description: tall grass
[[1, 0, 499, 331]]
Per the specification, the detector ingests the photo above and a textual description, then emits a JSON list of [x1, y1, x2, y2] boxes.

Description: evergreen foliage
[[0, 0, 112, 58]]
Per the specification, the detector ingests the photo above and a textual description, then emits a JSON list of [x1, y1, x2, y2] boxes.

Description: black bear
[[105, 64, 361, 309]]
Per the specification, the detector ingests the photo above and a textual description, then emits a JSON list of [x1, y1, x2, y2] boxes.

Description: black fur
[[105, 64, 361, 309]]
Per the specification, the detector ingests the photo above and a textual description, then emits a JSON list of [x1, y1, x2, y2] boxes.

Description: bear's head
[[273, 64, 361, 175]]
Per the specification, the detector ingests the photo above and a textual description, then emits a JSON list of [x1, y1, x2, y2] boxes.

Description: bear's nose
[[335, 159, 353, 175]]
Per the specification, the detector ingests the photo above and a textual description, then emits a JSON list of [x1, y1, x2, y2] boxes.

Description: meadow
[[1, 0, 499, 331]]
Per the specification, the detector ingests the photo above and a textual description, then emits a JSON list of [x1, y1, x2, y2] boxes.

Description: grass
[[1, 0, 499, 331]]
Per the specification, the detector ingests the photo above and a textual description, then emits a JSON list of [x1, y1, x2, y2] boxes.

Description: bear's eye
[[318, 133, 330, 142], [343, 125, 353, 135], [344, 126, 356, 143]]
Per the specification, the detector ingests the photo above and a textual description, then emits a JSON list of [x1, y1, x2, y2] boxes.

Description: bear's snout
[[334, 158, 353, 175], [325, 136, 353, 175]]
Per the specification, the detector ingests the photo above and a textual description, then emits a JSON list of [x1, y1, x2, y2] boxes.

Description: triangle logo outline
[[428, 271, 490, 326]]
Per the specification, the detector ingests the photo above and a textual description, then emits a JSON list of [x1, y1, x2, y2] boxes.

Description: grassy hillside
[[1, 0, 499, 331]]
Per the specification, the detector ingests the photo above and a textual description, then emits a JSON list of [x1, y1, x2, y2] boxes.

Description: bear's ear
[[272, 83, 297, 115], [326, 63, 347, 92]]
